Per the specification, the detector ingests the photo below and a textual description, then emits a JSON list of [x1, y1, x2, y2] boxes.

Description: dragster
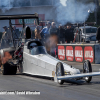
[[0, 14, 100, 85]]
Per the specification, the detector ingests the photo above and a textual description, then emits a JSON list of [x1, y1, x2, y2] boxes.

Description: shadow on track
[[16, 73, 100, 87]]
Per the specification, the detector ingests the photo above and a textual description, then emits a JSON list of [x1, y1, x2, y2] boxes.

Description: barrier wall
[[57, 44, 100, 64]]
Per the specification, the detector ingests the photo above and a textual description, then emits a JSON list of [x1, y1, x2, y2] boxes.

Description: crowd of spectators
[[33, 21, 74, 56], [34, 22, 74, 44], [1, 21, 100, 58], [0, 22, 74, 56], [1, 26, 21, 48]]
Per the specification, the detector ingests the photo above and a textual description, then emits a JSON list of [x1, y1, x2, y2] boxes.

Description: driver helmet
[[30, 43, 37, 48]]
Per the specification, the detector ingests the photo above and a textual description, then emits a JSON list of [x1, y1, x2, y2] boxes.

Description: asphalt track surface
[[0, 61, 100, 100]]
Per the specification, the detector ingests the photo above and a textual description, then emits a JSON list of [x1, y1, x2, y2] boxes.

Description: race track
[[0, 61, 100, 100]]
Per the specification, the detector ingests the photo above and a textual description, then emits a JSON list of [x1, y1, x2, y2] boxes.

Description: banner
[[75, 46, 83, 62], [66, 46, 74, 61], [58, 46, 65, 60], [58, 45, 94, 63], [84, 46, 94, 63]]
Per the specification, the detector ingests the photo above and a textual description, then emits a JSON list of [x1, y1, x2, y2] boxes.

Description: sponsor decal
[[66, 46, 74, 61], [52, 71, 55, 77], [84, 46, 94, 63], [58, 46, 65, 60], [75, 46, 83, 62]]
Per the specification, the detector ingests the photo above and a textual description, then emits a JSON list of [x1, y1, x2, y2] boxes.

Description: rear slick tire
[[2, 63, 17, 75]]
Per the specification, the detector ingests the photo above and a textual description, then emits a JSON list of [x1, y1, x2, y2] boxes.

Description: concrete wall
[[0, 6, 57, 32]]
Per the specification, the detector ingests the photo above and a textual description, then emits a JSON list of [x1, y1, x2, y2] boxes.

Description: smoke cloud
[[0, 0, 96, 24], [0, 0, 52, 13], [0, 0, 30, 13], [55, 0, 96, 25], [0, 0, 13, 12]]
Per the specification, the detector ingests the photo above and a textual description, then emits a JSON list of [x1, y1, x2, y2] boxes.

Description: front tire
[[83, 60, 92, 83], [2, 63, 17, 75], [56, 62, 64, 85]]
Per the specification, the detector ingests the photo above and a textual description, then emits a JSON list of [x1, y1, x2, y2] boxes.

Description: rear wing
[[0, 13, 37, 18], [0, 13, 39, 25], [0, 13, 39, 47]]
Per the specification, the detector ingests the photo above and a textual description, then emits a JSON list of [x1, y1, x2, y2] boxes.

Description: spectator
[[40, 21, 51, 46], [48, 22, 58, 56], [12, 26, 21, 47], [34, 25, 41, 40], [49, 22, 58, 35], [1, 26, 8, 48], [96, 26, 100, 43], [65, 25, 74, 43], [57, 24, 65, 43], [12, 26, 20, 39], [40, 21, 51, 39]]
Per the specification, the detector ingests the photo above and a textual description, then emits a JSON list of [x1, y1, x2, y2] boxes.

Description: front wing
[[57, 72, 100, 80]]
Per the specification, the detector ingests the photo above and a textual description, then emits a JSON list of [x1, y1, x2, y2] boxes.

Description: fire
[[2, 52, 12, 65]]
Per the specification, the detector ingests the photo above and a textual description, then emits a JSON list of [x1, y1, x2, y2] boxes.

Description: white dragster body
[[23, 40, 80, 77], [23, 50, 80, 77], [22, 40, 100, 84]]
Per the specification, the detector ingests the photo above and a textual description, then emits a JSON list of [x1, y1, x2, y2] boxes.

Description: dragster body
[[22, 40, 100, 84], [23, 40, 80, 77]]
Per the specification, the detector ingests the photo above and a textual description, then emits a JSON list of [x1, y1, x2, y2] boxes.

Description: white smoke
[[55, 0, 96, 25], [0, 0, 14, 12], [60, 0, 67, 6], [0, 0, 96, 24], [0, 0, 28, 13]]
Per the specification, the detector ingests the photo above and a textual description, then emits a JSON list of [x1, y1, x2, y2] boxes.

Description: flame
[[2, 52, 12, 65]]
